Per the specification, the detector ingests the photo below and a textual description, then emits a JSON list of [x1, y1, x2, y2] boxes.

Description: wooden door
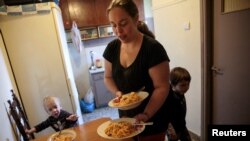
[[59, 0, 72, 30], [95, 0, 112, 25], [211, 0, 250, 124], [202, 1, 250, 140], [68, 0, 97, 28]]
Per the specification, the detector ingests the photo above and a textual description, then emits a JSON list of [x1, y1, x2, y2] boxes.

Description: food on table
[[52, 134, 73, 141], [104, 121, 137, 138]]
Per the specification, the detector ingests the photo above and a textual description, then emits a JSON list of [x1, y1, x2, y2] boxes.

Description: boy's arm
[[25, 127, 36, 134], [66, 114, 78, 121], [167, 123, 178, 140], [61, 110, 78, 121], [33, 119, 51, 133]]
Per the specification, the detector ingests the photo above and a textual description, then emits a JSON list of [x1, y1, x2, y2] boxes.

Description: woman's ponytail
[[137, 21, 155, 39]]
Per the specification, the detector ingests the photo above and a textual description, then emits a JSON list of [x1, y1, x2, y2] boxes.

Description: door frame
[[0, 30, 27, 114], [200, 0, 213, 141]]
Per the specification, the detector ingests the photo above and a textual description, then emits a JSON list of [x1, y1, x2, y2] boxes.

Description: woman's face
[[108, 7, 138, 43]]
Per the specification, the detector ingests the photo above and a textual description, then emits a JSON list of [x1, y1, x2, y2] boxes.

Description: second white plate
[[47, 129, 76, 141], [97, 118, 145, 140]]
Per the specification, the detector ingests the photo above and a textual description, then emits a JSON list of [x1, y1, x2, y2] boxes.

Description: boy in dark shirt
[[26, 96, 78, 134], [166, 67, 192, 141]]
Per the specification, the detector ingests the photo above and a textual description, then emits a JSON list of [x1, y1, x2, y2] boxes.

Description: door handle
[[211, 66, 223, 75]]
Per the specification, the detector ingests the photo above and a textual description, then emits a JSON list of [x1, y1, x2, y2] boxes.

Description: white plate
[[97, 118, 145, 140], [47, 129, 76, 141], [108, 91, 149, 110]]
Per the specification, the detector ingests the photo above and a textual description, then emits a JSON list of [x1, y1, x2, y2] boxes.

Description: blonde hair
[[43, 96, 61, 112]]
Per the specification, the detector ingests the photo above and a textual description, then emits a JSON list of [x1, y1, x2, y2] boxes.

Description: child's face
[[172, 80, 190, 95], [45, 99, 61, 118]]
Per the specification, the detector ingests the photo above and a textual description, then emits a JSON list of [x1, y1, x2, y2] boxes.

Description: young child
[[166, 67, 192, 141], [26, 96, 78, 134]]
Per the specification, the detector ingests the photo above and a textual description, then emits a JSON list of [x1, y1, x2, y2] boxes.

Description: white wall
[[0, 34, 17, 141], [152, 0, 201, 135], [67, 43, 91, 99], [84, 45, 106, 67], [67, 43, 106, 99]]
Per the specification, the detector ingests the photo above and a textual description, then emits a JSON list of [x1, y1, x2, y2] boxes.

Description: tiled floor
[[82, 106, 200, 141]]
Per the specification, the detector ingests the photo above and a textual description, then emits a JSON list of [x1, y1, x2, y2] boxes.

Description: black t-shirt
[[165, 88, 187, 133], [103, 35, 170, 135], [35, 110, 78, 132]]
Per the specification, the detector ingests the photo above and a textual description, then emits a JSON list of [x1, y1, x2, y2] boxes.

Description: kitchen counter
[[88, 67, 113, 108], [89, 67, 105, 74]]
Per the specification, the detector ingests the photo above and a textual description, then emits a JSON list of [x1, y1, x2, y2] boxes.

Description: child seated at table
[[26, 96, 78, 134]]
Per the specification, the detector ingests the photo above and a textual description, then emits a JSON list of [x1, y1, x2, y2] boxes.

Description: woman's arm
[[103, 59, 120, 96], [136, 61, 170, 121]]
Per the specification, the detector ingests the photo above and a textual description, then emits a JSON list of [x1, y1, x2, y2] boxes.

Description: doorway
[[201, 0, 250, 140]]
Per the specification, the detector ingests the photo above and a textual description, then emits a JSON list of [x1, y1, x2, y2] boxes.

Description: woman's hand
[[66, 114, 79, 121], [167, 123, 178, 140], [113, 91, 122, 103], [134, 113, 149, 123]]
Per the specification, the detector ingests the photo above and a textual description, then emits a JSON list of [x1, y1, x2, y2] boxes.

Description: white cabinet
[[89, 69, 114, 108]]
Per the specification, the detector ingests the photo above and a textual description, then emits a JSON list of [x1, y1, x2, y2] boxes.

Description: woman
[[103, 0, 170, 140]]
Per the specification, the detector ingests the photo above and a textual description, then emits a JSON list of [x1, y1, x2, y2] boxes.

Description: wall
[[152, 0, 201, 135], [0, 34, 16, 141]]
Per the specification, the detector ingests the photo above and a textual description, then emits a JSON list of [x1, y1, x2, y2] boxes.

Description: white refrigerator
[[0, 2, 83, 137]]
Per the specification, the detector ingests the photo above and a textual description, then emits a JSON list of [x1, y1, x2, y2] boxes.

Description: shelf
[[65, 25, 114, 42], [80, 27, 98, 40], [98, 25, 115, 38]]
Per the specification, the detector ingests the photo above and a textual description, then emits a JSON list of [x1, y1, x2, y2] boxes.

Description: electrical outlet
[[183, 21, 190, 30]]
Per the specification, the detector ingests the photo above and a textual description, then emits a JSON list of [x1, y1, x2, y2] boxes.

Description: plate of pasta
[[47, 129, 76, 141], [108, 91, 149, 110], [97, 118, 145, 139]]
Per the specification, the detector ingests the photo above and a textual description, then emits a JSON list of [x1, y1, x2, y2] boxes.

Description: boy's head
[[170, 67, 191, 95], [43, 96, 61, 118]]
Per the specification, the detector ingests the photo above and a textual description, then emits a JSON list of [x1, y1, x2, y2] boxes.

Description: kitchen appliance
[[0, 2, 83, 137], [1, 0, 54, 6], [89, 51, 96, 70]]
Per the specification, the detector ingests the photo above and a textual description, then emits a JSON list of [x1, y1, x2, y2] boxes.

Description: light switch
[[183, 22, 190, 30]]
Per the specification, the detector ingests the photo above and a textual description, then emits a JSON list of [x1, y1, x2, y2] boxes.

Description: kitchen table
[[32, 117, 133, 141]]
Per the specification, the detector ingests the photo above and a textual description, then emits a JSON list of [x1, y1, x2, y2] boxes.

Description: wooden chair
[[7, 89, 35, 141]]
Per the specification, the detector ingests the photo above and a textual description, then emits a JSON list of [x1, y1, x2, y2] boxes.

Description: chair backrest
[[7, 89, 35, 141]]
